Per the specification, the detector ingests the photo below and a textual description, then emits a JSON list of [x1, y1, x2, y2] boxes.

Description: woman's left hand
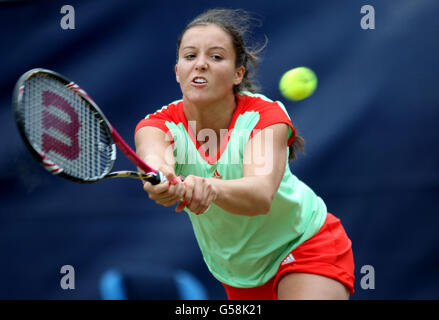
[[175, 175, 217, 215]]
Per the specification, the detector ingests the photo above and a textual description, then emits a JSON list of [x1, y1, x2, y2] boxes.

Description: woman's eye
[[185, 54, 196, 60], [212, 55, 223, 61]]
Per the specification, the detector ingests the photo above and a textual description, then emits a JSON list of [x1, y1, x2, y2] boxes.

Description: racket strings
[[21, 75, 114, 180]]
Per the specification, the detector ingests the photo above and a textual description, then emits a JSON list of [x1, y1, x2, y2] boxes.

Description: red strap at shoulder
[[134, 100, 184, 136], [238, 94, 296, 145]]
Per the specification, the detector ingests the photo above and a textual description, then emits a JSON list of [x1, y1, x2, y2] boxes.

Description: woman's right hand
[[143, 166, 185, 208]]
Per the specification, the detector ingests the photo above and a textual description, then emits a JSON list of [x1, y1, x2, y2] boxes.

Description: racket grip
[[146, 172, 185, 185], [148, 171, 167, 185]]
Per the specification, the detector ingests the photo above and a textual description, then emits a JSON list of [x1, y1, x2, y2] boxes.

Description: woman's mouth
[[192, 76, 208, 87]]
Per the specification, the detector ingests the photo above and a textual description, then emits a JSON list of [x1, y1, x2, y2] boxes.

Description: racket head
[[13, 68, 116, 183]]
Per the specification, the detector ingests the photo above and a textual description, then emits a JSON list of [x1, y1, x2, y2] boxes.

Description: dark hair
[[289, 133, 305, 161], [176, 8, 304, 160]]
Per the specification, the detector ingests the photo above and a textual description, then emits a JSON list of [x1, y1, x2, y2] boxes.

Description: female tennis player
[[135, 9, 355, 300]]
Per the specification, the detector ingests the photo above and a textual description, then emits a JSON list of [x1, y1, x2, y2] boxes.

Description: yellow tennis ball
[[279, 67, 317, 101]]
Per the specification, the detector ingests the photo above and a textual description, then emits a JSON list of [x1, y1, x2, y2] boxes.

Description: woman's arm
[[135, 126, 185, 207], [183, 123, 289, 216], [135, 126, 174, 173]]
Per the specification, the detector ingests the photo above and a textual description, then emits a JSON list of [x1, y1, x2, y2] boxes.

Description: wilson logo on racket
[[41, 90, 80, 160]]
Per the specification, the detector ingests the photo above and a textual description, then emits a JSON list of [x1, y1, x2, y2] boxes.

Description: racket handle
[[147, 172, 186, 185], [102, 171, 184, 185], [143, 171, 163, 185]]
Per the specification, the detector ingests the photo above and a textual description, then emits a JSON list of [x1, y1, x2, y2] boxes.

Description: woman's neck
[[183, 93, 237, 156], [183, 94, 236, 134]]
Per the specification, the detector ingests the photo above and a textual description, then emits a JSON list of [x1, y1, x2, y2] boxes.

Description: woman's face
[[176, 24, 245, 106]]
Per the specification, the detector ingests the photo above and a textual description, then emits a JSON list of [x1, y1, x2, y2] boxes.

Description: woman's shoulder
[[237, 91, 276, 104], [237, 91, 290, 117], [145, 99, 183, 120], [135, 99, 184, 135]]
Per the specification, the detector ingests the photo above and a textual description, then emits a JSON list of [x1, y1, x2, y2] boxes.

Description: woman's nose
[[195, 56, 208, 71]]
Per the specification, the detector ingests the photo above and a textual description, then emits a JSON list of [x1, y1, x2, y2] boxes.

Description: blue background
[[0, 0, 438, 299]]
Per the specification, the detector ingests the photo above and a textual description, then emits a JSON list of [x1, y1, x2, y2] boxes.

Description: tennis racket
[[12, 68, 166, 185]]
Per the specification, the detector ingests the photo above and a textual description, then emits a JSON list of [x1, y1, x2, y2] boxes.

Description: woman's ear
[[175, 64, 180, 83], [234, 65, 245, 86]]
